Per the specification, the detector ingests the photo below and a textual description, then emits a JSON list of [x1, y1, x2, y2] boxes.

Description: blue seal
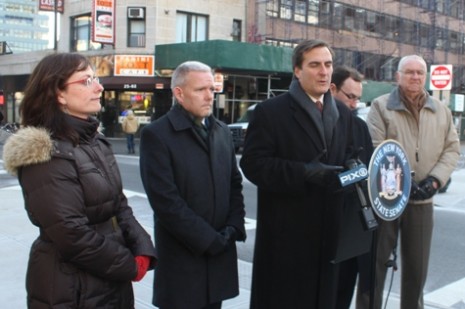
[[367, 139, 411, 221]]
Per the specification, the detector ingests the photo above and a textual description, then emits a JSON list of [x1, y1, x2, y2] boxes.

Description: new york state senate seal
[[367, 139, 412, 221]]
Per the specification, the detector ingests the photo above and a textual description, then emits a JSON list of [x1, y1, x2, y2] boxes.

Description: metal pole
[[53, 0, 58, 51]]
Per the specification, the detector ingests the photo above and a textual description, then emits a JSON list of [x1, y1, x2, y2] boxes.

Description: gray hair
[[171, 61, 213, 89], [397, 55, 427, 72]]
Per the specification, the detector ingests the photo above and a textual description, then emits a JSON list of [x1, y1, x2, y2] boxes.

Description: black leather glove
[[206, 226, 237, 256], [419, 176, 439, 199], [410, 176, 439, 200], [304, 161, 344, 185], [206, 233, 228, 256], [220, 226, 237, 245]]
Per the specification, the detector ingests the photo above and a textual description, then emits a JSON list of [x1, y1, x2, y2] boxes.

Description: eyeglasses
[[65, 76, 100, 87], [399, 70, 426, 77], [339, 88, 361, 101]]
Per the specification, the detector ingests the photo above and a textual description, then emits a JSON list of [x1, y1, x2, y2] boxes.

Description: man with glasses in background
[[360, 55, 459, 309], [330, 66, 374, 309]]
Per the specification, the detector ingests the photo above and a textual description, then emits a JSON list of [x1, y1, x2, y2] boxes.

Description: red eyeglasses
[[65, 76, 100, 87]]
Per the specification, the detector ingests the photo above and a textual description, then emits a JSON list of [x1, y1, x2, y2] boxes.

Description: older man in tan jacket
[[359, 54, 460, 309]]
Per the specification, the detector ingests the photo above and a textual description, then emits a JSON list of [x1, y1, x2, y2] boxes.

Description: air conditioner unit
[[128, 7, 144, 19]]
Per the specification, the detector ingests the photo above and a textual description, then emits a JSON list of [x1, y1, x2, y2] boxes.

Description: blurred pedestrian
[[240, 39, 354, 309], [360, 54, 459, 309], [122, 109, 139, 154], [139, 61, 246, 309], [2, 53, 157, 308], [330, 65, 374, 309]]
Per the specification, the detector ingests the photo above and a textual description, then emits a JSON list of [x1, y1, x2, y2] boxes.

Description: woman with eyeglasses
[[2, 53, 156, 308]]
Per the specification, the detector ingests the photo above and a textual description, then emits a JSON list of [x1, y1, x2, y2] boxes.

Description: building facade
[[0, 0, 249, 135], [1, 0, 465, 135], [248, 0, 465, 90], [0, 0, 50, 54]]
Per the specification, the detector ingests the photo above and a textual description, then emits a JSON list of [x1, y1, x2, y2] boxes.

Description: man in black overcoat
[[240, 39, 354, 309], [140, 61, 246, 309]]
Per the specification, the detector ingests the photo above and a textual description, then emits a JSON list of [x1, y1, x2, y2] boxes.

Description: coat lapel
[[167, 104, 209, 151]]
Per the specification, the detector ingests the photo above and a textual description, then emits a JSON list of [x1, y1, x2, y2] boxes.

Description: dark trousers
[[336, 257, 358, 309], [357, 202, 433, 309], [126, 133, 135, 153], [201, 302, 222, 309]]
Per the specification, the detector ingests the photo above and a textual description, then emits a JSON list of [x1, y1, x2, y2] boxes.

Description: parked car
[[228, 104, 256, 153]]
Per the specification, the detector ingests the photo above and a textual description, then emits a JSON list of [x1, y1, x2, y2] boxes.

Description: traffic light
[[0, 90, 4, 105]]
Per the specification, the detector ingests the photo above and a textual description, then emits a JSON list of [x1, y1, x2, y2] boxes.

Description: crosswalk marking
[[425, 277, 465, 307]]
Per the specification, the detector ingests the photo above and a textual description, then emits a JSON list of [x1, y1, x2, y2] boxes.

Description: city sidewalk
[[0, 138, 461, 308]]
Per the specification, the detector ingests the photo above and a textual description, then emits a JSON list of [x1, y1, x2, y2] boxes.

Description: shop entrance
[[100, 90, 155, 137]]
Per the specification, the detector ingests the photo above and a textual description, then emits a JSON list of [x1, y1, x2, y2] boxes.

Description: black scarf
[[288, 79, 339, 150]]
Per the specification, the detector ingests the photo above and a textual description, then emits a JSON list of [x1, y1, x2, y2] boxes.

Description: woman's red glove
[[132, 255, 151, 282]]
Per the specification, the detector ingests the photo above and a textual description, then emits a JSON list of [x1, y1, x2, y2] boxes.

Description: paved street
[[0, 138, 464, 308]]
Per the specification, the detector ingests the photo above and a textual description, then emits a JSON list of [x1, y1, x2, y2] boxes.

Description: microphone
[[338, 159, 368, 187], [339, 158, 378, 231]]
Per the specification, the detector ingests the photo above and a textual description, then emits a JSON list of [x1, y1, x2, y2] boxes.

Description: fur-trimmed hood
[[2, 127, 54, 176]]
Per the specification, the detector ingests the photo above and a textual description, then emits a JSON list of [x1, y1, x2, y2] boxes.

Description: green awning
[[361, 80, 396, 103], [155, 40, 293, 74]]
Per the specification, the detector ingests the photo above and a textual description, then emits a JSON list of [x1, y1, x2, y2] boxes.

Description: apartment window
[[70, 15, 102, 52], [343, 7, 356, 30], [332, 3, 343, 29], [365, 11, 376, 33], [318, 0, 332, 27], [294, 0, 306, 22], [308, 0, 320, 25], [280, 0, 292, 19], [402, 20, 416, 45], [266, 0, 279, 17], [436, 29, 445, 49], [449, 0, 462, 19], [449, 31, 459, 52], [128, 7, 146, 47], [382, 15, 401, 40], [353, 9, 365, 31], [436, 0, 445, 13], [419, 24, 430, 48], [176, 12, 208, 43], [232, 19, 242, 41]]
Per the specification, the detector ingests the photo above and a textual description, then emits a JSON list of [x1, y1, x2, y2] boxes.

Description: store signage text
[[114, 55, 155, 77], [39, 0, 64, 13], [123, 84, 138, 89]]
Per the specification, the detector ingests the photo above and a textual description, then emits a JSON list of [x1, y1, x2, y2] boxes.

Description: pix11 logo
[[367, 140, 411, 221]]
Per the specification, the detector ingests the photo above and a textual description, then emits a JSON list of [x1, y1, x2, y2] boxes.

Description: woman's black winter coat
[[3, 117, 156, 308]]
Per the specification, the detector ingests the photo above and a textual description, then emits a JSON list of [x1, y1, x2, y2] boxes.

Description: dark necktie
[[194, 118, 208, 142], [315, 101, 323, 113]]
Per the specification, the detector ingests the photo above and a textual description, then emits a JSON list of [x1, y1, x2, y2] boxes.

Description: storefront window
[[99, 90, 154, 137], [118, 91, 153, 124]]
